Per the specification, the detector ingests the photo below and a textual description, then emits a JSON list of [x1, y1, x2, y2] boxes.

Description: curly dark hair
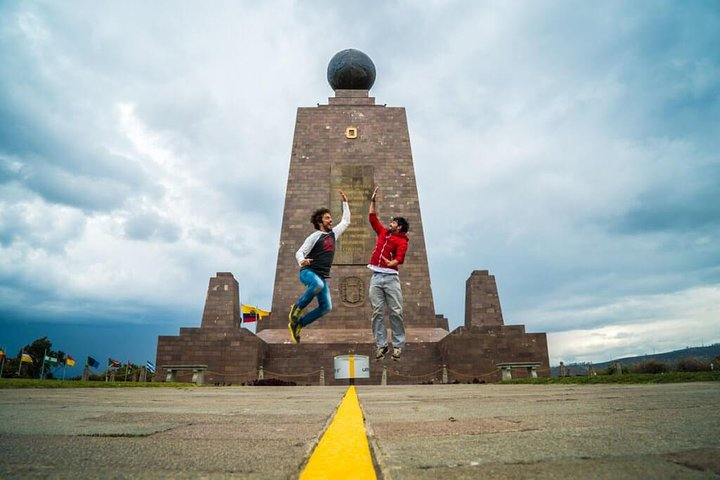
[[393, 216, 409, 233], [311, 208, 331, 230]]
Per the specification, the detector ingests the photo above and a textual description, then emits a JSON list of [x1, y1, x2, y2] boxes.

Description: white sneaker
[[375, 346, 388, 361], [392, 347, 402, 361]]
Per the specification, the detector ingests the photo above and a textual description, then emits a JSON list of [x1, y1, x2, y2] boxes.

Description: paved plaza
[[0, 382, 718, 479]]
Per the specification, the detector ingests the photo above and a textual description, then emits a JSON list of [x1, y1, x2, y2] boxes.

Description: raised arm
[[369, 186, 378, 215], [332, 189, 351, 237], [368, 186, 384, 234]]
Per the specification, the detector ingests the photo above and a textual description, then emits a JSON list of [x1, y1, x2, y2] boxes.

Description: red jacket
[[368, 213, 409, 271]]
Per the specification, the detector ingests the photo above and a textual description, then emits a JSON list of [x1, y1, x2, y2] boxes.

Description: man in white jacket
[[288, 190, 350, 343]]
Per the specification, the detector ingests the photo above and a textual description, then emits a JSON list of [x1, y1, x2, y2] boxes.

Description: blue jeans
[[295, 269, 332, 327]]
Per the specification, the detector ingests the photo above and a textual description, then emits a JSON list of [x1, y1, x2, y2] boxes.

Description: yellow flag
[[241, 304, 270, 322]]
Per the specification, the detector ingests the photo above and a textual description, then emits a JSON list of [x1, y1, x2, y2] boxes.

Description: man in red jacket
[[367, 186, 409, 361]]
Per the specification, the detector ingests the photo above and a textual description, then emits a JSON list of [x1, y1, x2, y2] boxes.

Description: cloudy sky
[[1, 1, 718, 373]]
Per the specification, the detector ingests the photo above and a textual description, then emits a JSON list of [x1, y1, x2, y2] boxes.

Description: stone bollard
[[319, 366, 325, 386], [381, 365, 387, 386], [258, 366, 264, 381], [442, 365, 448, 384], [614, 362, 623, 375], [81, 366, 90, 382]]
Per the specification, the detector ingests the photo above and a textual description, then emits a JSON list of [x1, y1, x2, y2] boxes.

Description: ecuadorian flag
[[241, 304, 270, 323]]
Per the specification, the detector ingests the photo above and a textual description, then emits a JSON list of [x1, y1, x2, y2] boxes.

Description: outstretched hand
[[338, 189, 348, 202], [371, 186, 379, 202]]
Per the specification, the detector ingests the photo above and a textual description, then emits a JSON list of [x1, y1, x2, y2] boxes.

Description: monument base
[[155, 272, 550, 385]]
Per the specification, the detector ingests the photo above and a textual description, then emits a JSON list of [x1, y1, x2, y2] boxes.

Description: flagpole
[[0, 347, 5, 378], [40, 348, 47, 380]]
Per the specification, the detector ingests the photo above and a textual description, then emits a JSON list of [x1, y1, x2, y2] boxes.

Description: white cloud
[[0, 1, 718, 364]]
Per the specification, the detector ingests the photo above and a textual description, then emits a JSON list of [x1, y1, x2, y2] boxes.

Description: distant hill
[[552, 344, 720, 376]]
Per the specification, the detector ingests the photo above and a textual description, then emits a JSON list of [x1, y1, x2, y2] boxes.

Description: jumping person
[[367, 186, 409, 361], [288, 190, 350, 343]]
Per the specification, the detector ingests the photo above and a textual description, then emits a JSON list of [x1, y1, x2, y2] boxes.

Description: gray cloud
[[0, 1, 718, 365]]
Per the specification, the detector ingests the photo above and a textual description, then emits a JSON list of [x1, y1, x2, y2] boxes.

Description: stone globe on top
[[327, 49, 376, 91]]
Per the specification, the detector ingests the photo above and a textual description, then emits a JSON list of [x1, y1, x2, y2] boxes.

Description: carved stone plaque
[[330, 165, 375, 265], [340, 276, 365, 306]]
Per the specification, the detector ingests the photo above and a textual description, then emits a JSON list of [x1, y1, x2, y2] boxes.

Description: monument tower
[[155, 50, 549, 385], [259, 49, 444, 335]]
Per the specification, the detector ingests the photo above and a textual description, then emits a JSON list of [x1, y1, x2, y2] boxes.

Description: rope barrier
[[446, 368, 500, 379], [205, 369, 257, 378], [262, 369, 323, 378], [390, 368, 442, 380], [168, 364, 546, 383]]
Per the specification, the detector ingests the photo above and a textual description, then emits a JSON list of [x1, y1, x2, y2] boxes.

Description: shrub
[[604, 363, 629, 375], [631, 360, 669, 374], [674, 358, 709, 372]]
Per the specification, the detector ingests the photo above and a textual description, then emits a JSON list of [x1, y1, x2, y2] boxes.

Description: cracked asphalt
[[0, 383, 718, 479]]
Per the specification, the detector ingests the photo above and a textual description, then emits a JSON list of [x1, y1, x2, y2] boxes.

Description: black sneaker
[[288, 320, 302, 344], [391, 347, 402, 361], [375, 345, 388, 361], [289, 304, 302, 323]]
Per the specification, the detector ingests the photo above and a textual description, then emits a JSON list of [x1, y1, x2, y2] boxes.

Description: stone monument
[[155, 49, 549, 385]]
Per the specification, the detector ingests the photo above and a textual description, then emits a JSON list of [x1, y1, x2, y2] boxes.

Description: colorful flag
[[0, 348, 5, 359], [87, 356, 100, 369], [21, 352, 33, 363], [66, 354, 75, 367], [108, 358, 121, 368], [146, 360, 156, 373], [241, 304, 270, 323], [44, 355, 58, 365]]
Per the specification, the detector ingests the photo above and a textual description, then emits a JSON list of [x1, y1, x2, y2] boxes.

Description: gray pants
[[369, 272, 406, 349]]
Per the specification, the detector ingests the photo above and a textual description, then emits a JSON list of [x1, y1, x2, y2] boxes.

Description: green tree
[[7, 337, 64, 379]]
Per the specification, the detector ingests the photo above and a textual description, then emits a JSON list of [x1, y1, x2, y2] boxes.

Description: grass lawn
[[505, 370, 720, 384], [0, 378, 205, 389]]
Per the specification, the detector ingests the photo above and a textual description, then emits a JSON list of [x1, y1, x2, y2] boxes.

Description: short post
[[192, 368, 205, 385], [501, 366, 512, 381], [529, 365, 538, 378], [258, 366, 264, 381], [319, 366, 325, 386], [614, 362, 623, 375], [442, 365, 448, 384], [381, 365, 387, 386], [139, 368, 147, 383], [81, 366, 90, 381], [166, 369, 177, 382]]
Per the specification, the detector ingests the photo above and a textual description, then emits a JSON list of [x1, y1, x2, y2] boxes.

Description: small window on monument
[[345, 127, 358, 139]]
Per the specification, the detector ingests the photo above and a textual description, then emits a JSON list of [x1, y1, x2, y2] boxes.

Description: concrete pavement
[[0, 383, 718, 479]]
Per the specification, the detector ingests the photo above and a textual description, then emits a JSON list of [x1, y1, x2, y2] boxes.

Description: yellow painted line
[[349, 354, 355, 378], [300, 386, 376, 480]]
